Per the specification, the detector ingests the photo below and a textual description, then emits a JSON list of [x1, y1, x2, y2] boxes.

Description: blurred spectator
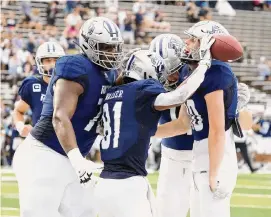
[[1, 13, 6, 31], [95, 7, 105, 17], [22, 61, 34, 76], [1, 39, 11, 70], [21, 0, 32, 18], [76, 1, 92, 18], [105, 6, 118, 23], [237, 42, 255, 65], [20, 0, 32, 28], [29, 8, 43, 32], [253, 0, 265, 10], [133, 0, 147, 14], [216, 0, 236, 17], [257, 56, 271, 80], [62, 27, 78, 51], [26, 33, 36, 53], [11, 33, 24, 49], [6, 11, 17, 30], [154, 10, 171, 31], [123, 11, 135, 44], [8, 52, 22, 75], [198, 5, 212, 21], [46, 1, 58, 34], [186, 1, 199, 23], [65, 6, 82, 35], [118, 10, 127, 32], [65, 0, 77, 14]]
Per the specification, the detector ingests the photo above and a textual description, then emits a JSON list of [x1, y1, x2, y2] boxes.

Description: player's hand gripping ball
[[210, 34, 243, 62]]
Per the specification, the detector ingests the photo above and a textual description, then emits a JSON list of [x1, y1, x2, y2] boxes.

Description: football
[[211, 34, 243, 62]]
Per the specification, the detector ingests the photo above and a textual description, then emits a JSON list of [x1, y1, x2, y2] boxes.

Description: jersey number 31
[[101, 102, 122, 150]]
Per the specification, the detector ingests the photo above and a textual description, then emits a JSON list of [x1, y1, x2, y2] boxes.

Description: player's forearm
[[238, 109, 253, 130], [52, 112, 78, 154], [208, 129, 225, 178], [13, 109, 25, 125], [154, 64, 208, 110], [154, 119, 188, 138]]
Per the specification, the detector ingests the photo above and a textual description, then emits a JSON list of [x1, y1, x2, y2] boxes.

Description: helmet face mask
[[161, 69, 180, 91], [92, 41, 124, 69], [37, 58, 57, 77], [180, 35, 201, 62], [79, 17, 124, 70], [35, 42, 65, 77]]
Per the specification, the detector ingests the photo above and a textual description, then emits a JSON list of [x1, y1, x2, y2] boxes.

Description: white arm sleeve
[[154, 64, 208, 107]]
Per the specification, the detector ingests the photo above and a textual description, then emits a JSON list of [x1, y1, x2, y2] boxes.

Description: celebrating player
[[151, 32, 252, 217], [13, 41, 65, 137], [156, 21, 251, 217], [94, 36, 214, 217], [12, 17, 123, 217]]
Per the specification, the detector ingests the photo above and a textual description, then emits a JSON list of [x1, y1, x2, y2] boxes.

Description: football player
[[13, 41, 65, 137], [94, 35, 214, 217], [151, 33, 252, 217], [12, 17, 123, 217], [155, 21, 251, 217]]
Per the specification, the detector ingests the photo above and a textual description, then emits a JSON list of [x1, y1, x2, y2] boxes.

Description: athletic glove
[[237, 83, 250, 111], [199, 35, 216, 68], [68, 148, 100, 188]]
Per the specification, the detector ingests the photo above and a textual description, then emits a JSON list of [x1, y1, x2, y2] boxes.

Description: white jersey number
[[84, 98, 104, 132], [170, 107, 192, 135], [186, 99, 203, 132], [101, 102, 122, 150]]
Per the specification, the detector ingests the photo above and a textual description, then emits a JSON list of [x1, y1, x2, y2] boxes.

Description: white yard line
[[2, 194, 19, 199], [235, 184, 271, 190], [1, 216, 19, 217], [231, 204, 271, 209], [232, 193, 271, 198], [1, 207, 19, 211]]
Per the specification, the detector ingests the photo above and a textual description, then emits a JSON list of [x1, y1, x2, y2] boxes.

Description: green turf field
[[1, 169, 271, 217]]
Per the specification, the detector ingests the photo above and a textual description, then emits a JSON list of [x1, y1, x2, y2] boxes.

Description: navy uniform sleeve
[[18, 78, 32, 105], [135, 79, 166, 126], [137, 79, 166, 110], [54, 55, 89, 91], [200, 64, 235, 96]]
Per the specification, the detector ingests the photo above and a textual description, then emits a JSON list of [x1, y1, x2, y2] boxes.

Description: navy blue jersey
[[160, 107, 194, 150], [18, 75, 48, 125], [160, 66, 194, 150], [31, 54, 111, 156], [183, 60, 238, 141], [100, 79, 165, 179]]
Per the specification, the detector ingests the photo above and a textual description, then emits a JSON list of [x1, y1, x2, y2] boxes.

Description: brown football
[[211, 34, 243, 62]]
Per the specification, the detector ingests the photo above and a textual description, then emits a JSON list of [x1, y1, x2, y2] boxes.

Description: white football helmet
[[181, 20, 229, 62], [123, 50, 166, 82], [35, 41, 65, 77], [149, 34, 185, 90], [79, 17, 124, 70]]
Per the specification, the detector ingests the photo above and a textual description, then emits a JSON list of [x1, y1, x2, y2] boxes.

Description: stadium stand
[[1, 0, 271, 168]]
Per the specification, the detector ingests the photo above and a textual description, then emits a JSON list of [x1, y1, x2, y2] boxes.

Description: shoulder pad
[[55, 54, 93, 80]]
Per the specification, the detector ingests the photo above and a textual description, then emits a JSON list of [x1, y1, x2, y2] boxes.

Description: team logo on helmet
[[202, 25, 225, 34], [81, 23, 95, 42], [150, 54, 165, 75]]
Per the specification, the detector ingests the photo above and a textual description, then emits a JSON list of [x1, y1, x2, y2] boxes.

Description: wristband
[[67, 148, 83, 168], [15, 121, 24, 134]]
